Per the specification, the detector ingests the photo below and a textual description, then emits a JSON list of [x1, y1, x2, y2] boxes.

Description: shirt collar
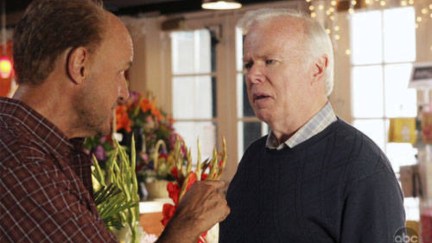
[[266, 102, 337, 150]]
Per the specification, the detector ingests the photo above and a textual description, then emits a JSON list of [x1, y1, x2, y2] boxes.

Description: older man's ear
[[312, 54, 329, 82]]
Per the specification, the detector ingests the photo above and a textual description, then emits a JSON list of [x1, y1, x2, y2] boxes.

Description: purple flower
[[94, 145, 107, 161], [129, 91, 140, 105]]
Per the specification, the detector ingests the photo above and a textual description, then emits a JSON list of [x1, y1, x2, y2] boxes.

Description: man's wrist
[[156, 216, 199, 243]]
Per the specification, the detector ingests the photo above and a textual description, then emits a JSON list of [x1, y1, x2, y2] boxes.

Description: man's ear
[[312, 54, 329, 83], [66, 47, 89, 84]]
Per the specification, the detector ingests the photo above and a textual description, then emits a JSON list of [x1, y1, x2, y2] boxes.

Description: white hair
[[237, 8, 335, 96]]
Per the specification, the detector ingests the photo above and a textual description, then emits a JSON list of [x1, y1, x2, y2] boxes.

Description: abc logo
[[393, 227, 419, 243]]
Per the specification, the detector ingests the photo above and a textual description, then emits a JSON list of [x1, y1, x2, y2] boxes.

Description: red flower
[[167, 181, 180, 204], [198, 232, 208, 243], [171, 167, 179, 180], [184, 172, 197, 192], [161, 204, 176, 226]]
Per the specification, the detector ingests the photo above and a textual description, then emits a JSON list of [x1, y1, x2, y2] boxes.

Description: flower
[[84, 90, 180, 187], [160, 139, 227, 243]]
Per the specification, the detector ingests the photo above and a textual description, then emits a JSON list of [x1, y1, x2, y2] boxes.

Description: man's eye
[[265, 59, 276, 65], [244, 62, 253, 70]]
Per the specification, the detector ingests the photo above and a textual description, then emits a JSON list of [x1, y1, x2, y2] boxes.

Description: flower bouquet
[[85, 90, 180, 199], [161, 138, 227, 243]]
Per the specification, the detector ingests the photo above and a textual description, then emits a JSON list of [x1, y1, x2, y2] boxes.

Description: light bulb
[[0, 56, 12, 79]]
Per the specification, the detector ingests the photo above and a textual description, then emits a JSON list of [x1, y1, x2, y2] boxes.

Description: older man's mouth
[[253, 93, 271, 102]]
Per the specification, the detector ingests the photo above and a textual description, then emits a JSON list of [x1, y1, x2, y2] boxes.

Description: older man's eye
[[244, 61, 253, 70], [265, 59, 276, 65]]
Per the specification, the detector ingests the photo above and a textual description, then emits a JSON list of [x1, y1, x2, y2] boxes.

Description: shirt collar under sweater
[[266, 102, 337, 150]]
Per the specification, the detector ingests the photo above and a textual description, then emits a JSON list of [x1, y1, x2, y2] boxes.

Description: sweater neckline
[[265, 119, 342, 154]]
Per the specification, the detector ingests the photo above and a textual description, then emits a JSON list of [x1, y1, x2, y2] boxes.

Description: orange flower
[[151, 107, 164, 121], [115, 105, 132, 132], [140, 98, 153, 113]]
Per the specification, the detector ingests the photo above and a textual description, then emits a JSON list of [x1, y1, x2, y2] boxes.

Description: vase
[[145, 180, 169, 199]]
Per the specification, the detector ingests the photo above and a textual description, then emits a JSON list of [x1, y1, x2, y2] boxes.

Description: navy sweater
[[219, 120, 405, 243]]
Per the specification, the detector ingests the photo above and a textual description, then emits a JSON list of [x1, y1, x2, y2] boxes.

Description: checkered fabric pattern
[[266, 102, 337, 149], [0, 97, 116, 242]]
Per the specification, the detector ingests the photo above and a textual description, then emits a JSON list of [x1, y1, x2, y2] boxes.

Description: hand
[[157, 180, 230, 243]]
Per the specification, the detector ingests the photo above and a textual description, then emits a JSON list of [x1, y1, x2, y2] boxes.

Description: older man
[[219, 9, 405, 243], [0, 0, 229, 242]]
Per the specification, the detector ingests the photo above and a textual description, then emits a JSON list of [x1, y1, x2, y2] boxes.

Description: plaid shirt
[[0, 98, 116, 242], [266, 102, 337, 149]]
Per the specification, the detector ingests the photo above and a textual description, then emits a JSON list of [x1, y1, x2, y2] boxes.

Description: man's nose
[[246, 64, 265, 84], [118, 80, 130, 104]]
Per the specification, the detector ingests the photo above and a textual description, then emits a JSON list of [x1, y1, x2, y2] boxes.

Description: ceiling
[[6, 0, 288, 16]]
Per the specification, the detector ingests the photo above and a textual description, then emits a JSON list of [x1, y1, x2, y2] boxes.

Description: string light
[[345, 49, 351, 56], [304, 0, 429, 48]]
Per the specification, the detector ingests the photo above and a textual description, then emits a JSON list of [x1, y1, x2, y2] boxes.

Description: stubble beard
[[73, 93, 112, 137]]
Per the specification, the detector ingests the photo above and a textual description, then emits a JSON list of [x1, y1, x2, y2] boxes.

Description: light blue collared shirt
[[266, 102, 337, 150]]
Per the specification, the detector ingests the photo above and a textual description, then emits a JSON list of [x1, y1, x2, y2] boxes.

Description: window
[[350, 7, 417, 172], [350, 7, 418, 220], [171, 29, 217, 161], [170, 26, 268, 164]]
